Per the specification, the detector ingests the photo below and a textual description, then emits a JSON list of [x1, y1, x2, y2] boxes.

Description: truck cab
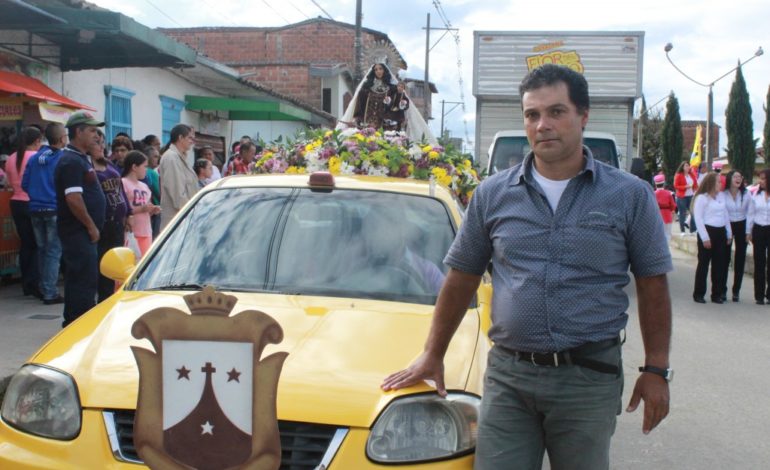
[[486, 130, 621, 176]]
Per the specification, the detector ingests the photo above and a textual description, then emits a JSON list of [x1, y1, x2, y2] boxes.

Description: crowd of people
[[0, 111, 259, 327], [654, 162, 765, 305]]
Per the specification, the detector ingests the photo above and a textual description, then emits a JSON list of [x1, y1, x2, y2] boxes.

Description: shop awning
[[185, 95, 311, 122], [0, 1, 197, 71], [0, 70, 94, 110]]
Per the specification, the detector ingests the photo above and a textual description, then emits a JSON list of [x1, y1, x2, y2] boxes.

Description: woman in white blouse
[[749, 168, 770, 305], [722, 170, 751, 302], [691, 172, 732, 304]]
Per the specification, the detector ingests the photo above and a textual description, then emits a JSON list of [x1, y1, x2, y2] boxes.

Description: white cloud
[[89, 0, 769, 154]]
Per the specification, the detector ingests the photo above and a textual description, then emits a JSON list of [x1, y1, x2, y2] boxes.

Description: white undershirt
[[532, 165, 571, 212]]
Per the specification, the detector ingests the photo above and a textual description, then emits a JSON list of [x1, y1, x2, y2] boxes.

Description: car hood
[[31, 291, 480, 428]]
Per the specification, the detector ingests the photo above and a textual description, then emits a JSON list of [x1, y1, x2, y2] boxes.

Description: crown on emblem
[[183, 286, 238, 317]]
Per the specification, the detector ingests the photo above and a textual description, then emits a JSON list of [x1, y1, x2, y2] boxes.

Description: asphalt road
[[0, 245, 768, 468]]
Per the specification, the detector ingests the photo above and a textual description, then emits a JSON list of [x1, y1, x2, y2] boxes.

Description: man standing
[[55, 111, 106, 327], [158, 124, 198, 230], [21, 123, 68, 304], [224, 142, 256, 176], [382, 65, 673, 469]]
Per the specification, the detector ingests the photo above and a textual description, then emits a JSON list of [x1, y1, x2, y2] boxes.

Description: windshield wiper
[[147, 283, 207, 291]]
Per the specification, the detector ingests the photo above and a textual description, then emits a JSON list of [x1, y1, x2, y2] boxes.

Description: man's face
[[522, 82, 588, 166], [74, 125, 100, 150], [241, 147, 257, 163]]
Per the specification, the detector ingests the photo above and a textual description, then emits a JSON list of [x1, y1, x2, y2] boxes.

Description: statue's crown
[[183, 286, 237, 316]]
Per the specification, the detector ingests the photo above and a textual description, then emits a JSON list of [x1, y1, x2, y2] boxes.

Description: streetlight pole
[[440, 100, 463, 140], [664, 43, 763, 170]]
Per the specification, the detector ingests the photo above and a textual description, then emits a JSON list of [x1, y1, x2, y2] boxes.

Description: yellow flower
[[375, 131, 382, 137], [354, 133, 365, 142], [313, 139, 322, 149], [286, 166, 306, 174], [422, 145, 432, 153], [463, 159, 472, 169], [428, 150, 439, 160], [328, 156, 342, 175], [305, 144, 314, 152], [324, 130, 333, 138], [431, 167, 452, 187]]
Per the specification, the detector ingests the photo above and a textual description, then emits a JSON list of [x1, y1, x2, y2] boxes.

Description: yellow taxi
[[0, 173, 491, 468]]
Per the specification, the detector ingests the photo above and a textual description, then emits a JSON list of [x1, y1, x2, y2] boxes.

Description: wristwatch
[[639, 365, 674, 382]]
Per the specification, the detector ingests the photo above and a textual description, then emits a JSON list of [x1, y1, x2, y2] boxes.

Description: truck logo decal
[[526, 50, 584, 73]]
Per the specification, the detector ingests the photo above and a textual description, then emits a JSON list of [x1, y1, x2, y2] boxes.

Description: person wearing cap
[[654, 174, 676, 242], [55, 110, 107, 327], [712, 161, 727, 191]]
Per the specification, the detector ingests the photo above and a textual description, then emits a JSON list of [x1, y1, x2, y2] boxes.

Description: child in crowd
[[194, 158, 213, 188], [121, 151, 161, 257], [654, 174, 676, 242]]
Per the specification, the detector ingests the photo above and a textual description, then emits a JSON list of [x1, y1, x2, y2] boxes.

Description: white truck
[[473, 31, 644, 173]]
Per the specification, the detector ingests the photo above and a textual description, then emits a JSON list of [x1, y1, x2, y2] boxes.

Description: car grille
[[106, 410, 346, 469]]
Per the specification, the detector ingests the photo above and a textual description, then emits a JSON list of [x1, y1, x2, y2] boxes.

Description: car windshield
[[129, 187, 456, 305]]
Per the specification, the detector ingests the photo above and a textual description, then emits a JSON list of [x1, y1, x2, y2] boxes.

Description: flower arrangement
[[252, 127, 479, 205]]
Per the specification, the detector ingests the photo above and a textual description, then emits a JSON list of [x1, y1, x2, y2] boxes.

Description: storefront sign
[[0, 98, 23, 121], [38, 102, 75, 124]]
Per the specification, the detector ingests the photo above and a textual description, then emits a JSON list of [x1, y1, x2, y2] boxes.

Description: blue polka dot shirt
[[444, 148, 673, 353]]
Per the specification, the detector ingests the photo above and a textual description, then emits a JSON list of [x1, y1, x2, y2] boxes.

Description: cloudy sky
[[92, 0, 768, 156]]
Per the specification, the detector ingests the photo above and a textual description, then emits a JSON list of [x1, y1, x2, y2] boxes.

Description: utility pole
[[354, 0, 363, 81], [440, 99, 463, 140], [423, 13, 430, 119], [422, 13, 458, 121]]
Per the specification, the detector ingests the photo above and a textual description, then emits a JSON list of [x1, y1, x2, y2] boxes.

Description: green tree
[[762, 86, 770, 164], [660, 92, 683, 186], [725, 64, 755, 181]]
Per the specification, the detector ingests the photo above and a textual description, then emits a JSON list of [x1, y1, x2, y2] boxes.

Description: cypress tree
[[725, 64, 755, 181], [661, 92, 683, 186], [762, 86, 770, 168]]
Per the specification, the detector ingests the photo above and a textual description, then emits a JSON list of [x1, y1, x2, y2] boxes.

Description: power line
[[308, 0, 334, 20], [143, 0, 183, 27], [199, 0, 242, 25], [288, 1, 311, 20], [261, 0, 291, 23], [432, 0, 471, 150]]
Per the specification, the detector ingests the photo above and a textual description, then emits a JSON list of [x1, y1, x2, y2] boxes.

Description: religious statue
[[338, 63, 437, 145]]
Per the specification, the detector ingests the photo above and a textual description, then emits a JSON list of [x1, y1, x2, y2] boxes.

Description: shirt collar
[[510, 144, 597, 186]]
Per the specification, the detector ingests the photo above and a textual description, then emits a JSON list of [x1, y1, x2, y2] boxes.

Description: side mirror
[[100, 247, 136, 283], [629, 157, 646, 179]]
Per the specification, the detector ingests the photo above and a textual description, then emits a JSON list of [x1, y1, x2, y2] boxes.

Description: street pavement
[[0, 243, 768, 468]]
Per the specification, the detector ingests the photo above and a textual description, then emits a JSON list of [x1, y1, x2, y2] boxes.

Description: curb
[[670, 234, 754, 277]]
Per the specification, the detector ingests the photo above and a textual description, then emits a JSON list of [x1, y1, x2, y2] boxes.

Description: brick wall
[[163, 23, 387, 109]]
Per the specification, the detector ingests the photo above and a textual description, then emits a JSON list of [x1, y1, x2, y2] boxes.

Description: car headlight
[[1, 364, 81, 440], [367, 392, 479, 464]]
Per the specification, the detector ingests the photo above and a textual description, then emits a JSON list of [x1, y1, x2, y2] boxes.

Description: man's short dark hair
[[44, 123, 65, 145], [519, 64, 590, 114], [239, 142, 255, 154], [67, 123, 86, 140]]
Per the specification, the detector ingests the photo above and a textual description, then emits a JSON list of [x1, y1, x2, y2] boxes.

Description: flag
[[689, 125, 702, 168]]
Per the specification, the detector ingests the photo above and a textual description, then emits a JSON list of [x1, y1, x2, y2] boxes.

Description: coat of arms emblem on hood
[[131, 286, 287, 469]]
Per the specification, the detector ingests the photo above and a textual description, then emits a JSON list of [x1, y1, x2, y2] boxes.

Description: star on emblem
[[201, 421, 214, 435], [176, 365, 190, 380], [227, 367, 241, 383]]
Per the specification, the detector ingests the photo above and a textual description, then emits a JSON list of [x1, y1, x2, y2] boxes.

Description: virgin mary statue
[[338, 63, 437, 145]]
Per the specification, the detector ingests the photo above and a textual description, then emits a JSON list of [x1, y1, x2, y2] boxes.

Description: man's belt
[[498, 336, 621, 375]]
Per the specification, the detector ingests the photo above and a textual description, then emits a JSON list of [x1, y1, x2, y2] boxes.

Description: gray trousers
[[475, 343, 623, 470]]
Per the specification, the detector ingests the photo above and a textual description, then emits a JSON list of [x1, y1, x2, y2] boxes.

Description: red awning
[[0, 70, 95, 111]]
